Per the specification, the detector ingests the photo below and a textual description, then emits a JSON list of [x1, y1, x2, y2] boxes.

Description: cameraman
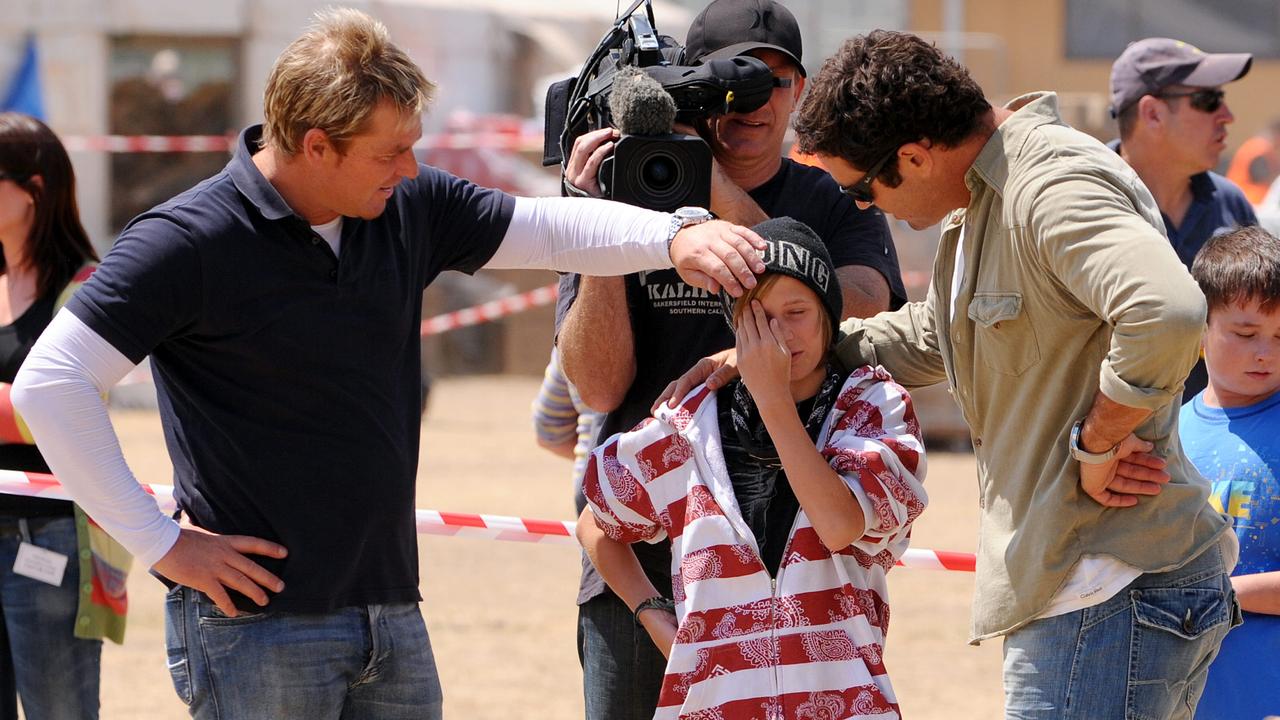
[[555, 1, 907, 718]]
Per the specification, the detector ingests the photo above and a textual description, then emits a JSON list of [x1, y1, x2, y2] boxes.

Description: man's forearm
[[11, 311, 181, 567], [558, 276, 636, 412], [836, 298, 947, 389], [1079, 389, 1153, 453], [835, 265, 890, 320], [709, 169, 769, 227], [486, 197, 672, 274]]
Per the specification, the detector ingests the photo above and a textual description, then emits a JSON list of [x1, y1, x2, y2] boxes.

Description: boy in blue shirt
[[1181, 225, 1280, 720]]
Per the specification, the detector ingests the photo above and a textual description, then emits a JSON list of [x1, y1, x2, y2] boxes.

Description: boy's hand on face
[[737, 300, 792, 405]]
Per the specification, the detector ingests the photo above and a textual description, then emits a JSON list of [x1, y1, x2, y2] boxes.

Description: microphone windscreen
[[609, 67, 676, 136]]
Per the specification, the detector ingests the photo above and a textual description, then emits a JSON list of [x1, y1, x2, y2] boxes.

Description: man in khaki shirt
[[668, 30, 1239, 719]]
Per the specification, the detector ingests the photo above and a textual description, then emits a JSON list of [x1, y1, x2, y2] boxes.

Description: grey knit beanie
[[719, 216, 842, 339]]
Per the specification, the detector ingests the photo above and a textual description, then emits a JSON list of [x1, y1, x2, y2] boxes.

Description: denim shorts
[[165, 586, 441, 720], [1003, 534, 1242, 720]]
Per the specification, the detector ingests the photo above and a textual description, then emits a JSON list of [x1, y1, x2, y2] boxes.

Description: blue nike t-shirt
[[1181, 390, 1280, 720]]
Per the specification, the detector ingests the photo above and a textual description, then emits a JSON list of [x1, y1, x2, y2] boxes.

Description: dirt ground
[[99, 375, 1004, 719]]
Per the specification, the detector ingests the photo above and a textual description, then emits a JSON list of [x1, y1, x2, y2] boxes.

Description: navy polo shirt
[[1108, 140, 1258, 268], [1164, 172, 1258, 269], [68, 126, 515, 612]]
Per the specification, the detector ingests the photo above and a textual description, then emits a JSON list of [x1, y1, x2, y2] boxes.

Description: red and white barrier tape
[[0, 470, 974, 572], [63, 135, 234, 153], [420, 283, 557, 336], [61, 133, 543, 154]]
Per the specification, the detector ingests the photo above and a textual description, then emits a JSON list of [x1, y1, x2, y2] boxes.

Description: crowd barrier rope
[[420, 283, 558, 336], [62, 132, 545, 154], [0, 470, 976, 573]]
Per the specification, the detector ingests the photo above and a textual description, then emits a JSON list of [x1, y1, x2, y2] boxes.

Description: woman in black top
[[0, 112, 105, 720]]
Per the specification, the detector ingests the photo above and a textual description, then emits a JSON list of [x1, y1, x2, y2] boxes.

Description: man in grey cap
[[555, 1, 907, 718], [1110, 37, 1258, 398]]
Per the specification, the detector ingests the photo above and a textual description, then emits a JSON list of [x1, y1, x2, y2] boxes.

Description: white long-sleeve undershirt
[[487, 196, 673, 272], [12, 311, 181, 568], [11, 196, 681, 568]]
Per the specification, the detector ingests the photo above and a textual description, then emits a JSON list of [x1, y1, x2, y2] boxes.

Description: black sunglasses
[[772, 76, 793, 89], [1153, 88, 1225, 114], [838, 147, 896, 205], [0, 172, 29, 184]]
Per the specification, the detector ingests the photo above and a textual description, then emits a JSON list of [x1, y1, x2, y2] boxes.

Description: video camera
[[542, 0, 776, 211]]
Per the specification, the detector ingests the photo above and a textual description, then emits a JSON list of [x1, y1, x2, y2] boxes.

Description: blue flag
[[2, 35, 45, 120]]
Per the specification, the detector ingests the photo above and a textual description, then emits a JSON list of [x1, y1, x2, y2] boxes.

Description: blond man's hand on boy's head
[[668, 220, 766, 297]]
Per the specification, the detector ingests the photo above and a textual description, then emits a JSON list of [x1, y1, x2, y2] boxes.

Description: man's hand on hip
[[669, 220, 765, 296], [1079, 434, 1170, 507], [152, 527, 288, 617]]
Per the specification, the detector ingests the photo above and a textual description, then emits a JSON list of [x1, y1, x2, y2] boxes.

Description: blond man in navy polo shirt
[[10, 8, 770, 720]]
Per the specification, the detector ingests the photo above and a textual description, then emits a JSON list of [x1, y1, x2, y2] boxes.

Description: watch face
[[675, 206, 710, 222]]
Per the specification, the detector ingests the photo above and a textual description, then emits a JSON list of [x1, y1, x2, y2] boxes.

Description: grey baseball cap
[[1110, 38, 1251, 117]]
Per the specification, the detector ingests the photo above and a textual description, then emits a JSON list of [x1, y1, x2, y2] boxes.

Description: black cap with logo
[[684, 0, 805, 77], [1109, 38, 1251, 118]]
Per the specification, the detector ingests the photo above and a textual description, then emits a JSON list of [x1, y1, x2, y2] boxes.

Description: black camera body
[[599, 133, 712, 211], [543, 0, 774, 212]]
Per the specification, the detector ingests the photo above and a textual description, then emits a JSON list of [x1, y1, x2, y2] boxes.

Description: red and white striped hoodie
[[584, 365, 927, 720]]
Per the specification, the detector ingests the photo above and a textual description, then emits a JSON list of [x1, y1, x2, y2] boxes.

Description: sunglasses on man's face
[[1153, 88, 1225, 114], [838, 147, 896, 205]]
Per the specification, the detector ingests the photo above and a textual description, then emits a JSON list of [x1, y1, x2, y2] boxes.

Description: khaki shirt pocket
[[968, 292, 1041, 376]]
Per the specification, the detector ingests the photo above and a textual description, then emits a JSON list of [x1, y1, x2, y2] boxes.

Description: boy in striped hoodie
[[578, 218, 926, 719]]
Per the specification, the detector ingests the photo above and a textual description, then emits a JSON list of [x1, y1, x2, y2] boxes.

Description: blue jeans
[[0, 514, 102, 720], [578, 590, 666, 720], [1003, 537, 1242, 720], [165, 586, 442, 719]]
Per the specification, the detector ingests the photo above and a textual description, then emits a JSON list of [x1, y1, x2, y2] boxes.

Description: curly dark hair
[[795, 30, 991, 187]]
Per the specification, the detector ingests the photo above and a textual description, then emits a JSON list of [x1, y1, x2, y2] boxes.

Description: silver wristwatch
[[666, 206, 714, 248], [1069, 419, 1119, 464]]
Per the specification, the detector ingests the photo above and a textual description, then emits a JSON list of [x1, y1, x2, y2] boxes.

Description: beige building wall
[[910, 0, 1280, 150]]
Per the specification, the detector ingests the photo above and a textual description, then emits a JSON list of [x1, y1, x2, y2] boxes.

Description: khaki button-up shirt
[[837, 92, 1228, 641]]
